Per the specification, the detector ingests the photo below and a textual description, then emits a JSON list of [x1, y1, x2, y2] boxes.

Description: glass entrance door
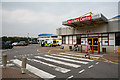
[[88, 37, 99, 52]]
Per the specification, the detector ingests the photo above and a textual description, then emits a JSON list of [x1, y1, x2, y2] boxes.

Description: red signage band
[[67, 15, 92, 23]]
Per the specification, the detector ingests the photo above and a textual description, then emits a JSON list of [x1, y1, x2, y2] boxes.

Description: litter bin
[[61, 46, 64, 49], [117, 48, 120, 55], [102, 48, 106, 53], [69, 46, 72, 51]]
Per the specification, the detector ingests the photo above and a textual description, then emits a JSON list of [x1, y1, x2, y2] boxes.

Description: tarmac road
[[1, 44, 119, 79]]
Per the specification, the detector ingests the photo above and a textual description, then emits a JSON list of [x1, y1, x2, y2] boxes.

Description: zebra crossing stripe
[[60, 53, 100, 59], [45, 55, 88, 64], [90, 57, 99, 59], [35, 56, 81, 68], [27, 58, 70, 73], [11, 59, 56, 79], [51, 54, 94, 62]]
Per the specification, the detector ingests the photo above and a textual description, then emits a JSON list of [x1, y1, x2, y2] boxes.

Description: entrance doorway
[[87, 37, 99, 52]]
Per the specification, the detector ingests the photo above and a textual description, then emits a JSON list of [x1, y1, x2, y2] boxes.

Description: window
[[102, 37, 108, 46], [62, 36, 66, 44], [115, 33, 120, 46], [77, 35, 81, 44]]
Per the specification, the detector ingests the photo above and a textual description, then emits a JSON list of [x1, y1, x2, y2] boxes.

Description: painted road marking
[[60, 53, 100, 59], [78, 69, 85, 74], [35, 56, 81, 68], [66, 75, 73, 80], [90, 57, 100, 59], [51, 54, 94, 62], [27, 58, 70, 73], [11, 59, 56, 79], [0, 63, 15, 67], [88, 65, 93, 68], [96, 62, 99, 64], [45, 55, 88, 64], [14, 56, 17, 58]]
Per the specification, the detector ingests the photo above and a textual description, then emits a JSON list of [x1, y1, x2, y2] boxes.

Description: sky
[[0, 0, 119, 38]]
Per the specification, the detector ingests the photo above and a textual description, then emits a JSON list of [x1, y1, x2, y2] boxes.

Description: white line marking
[[96, 62, 99, 64], [88, 65, 93, 68], [52, 54, 94, 62], [35, 56, 81, 68], [27, 58, 70, 73], [7, 61, 10, 63], [14, 56, 16, 58], [11, 59, 56, 79], [7, 64, 14, 66], [0, 64, 14, 67], [67, 75, 73, 80], [79, 69, 85, 74], [90, 57, 99, 59], [60, 53, 101, 59], [45, 55, 88, 64]]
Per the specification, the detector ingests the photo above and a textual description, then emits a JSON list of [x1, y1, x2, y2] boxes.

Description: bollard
[[21, 57, 27, 74], [88, 53, 90, 59], [81, 45, 82, 53], [92, 46, 94, 54], [98, 42, 100, 54], [2, 54, 7, 68]]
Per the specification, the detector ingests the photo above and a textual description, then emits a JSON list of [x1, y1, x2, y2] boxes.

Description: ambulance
[[44, 39, 57, 47], [44, 39, 53, 47], [56, 40, 62, 46]]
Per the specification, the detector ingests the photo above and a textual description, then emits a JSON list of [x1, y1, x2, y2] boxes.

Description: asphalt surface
[[1, 44, 119, 79]]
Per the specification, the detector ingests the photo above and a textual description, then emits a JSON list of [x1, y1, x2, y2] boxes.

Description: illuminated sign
[[67, 15, 92, 23], [73, 40, 76, 42]]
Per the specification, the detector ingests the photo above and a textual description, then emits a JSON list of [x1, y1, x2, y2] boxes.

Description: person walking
[[85, 43, 91, 59], [74, 44, 78, 51]]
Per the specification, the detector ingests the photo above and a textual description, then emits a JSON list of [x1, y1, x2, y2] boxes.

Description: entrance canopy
[[62, 13, 108, 27]]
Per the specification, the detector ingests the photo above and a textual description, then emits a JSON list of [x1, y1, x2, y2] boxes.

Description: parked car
[[18, 41, 28, 46], [12, 42, 19, 46], [0, 41, 13, 49], [32, 40, 38, 44]]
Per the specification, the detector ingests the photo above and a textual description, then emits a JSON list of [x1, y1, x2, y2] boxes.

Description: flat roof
[[62, 13, 108, 27], [38, 33, 53, 36]]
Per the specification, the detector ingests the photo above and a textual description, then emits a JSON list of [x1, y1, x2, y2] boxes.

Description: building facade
[[56, 13, 120, 53]]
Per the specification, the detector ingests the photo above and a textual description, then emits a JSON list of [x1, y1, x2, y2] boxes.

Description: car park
[[0, 41, 13, 49], [18, 41, 28, 46], [12, 42, 19, 46]]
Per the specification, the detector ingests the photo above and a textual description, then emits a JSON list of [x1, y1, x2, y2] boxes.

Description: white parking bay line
[[45, 55, 88, 64], [35, 56, 81, 68], [11, 59, 56, 79], [96, 62, 99, 64], [88, 65, 93, 68], [51, 54, 94, 62], [27, 58, 70, 73], [79, 69, 85, 74], [66, 75, 73, 80]]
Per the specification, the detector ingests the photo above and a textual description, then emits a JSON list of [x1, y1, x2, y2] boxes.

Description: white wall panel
[[102, 38, 108, 45], [66, 36, 68, 44], [81, 38, 86, 45], [109, 40, 114, 45], [69, 39, 72, 44], [73, 36, 76, 44]]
